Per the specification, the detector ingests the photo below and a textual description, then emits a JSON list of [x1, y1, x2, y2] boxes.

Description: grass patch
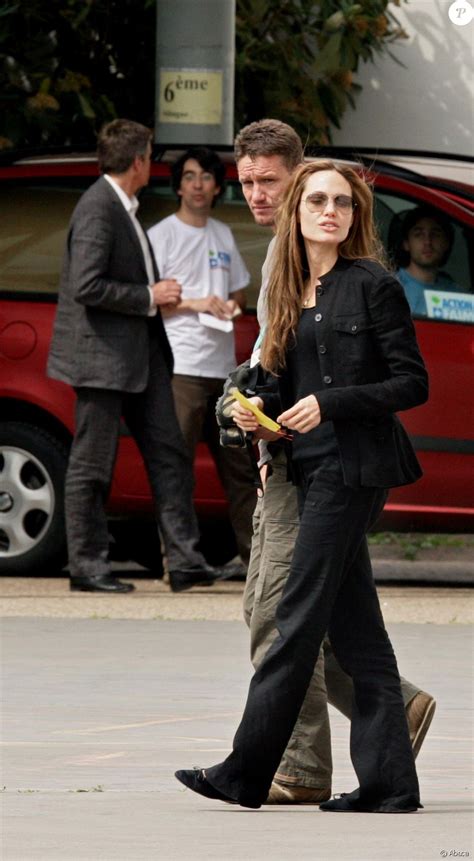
[[368, 533, 472, 561]]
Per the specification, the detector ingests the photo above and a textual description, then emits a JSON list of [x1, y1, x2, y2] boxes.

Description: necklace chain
[[302, 277, 322, 307]]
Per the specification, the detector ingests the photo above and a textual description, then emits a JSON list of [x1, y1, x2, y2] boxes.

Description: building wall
[[331, 0, 474, 159]]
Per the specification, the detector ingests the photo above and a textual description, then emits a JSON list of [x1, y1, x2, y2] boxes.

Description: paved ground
[[1, 571, 473, 860], [0, 572, 472, 623]]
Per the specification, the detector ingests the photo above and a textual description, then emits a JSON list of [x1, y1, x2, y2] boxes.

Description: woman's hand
[[278, 395, 321, 433], [231, 396, 264, 433]]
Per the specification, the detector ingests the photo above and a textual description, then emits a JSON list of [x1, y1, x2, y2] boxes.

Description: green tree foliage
[[235, 0, 408, 143], [0, 0, 156, 150], [236, 0, 406, 143], [0, 1, 407, 151]]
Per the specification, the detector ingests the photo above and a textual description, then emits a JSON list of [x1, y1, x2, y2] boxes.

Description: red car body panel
[[1, 295, 472, 530], [0, 297, 259, 516], [1, 154, 473, 533]]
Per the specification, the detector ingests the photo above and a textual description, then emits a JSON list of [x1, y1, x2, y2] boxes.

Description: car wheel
[[0, 422, 69, 575]]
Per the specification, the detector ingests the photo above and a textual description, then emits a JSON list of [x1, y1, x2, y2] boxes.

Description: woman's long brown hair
[[260, 160, 386, 373]]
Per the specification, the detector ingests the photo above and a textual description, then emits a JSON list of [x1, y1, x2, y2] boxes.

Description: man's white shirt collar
[[103, 174, 156, 315], [104, 173, 139, 214]]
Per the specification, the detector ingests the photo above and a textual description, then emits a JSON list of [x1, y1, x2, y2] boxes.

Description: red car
[[0, 149, 473, 575]]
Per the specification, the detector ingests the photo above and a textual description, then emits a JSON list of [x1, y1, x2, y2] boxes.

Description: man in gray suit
[[48, 118, 218, 594]]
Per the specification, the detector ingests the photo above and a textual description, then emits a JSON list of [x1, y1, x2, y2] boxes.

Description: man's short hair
[[171, 147, 226, 205], [398, 205, 455, 267], [234, 119, 303, 170], [97, 119, 152, 175]]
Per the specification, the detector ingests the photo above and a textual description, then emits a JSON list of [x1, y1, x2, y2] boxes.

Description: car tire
[[0, 422, 69, 575]]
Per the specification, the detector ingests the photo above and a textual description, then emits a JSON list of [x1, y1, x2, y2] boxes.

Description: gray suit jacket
[[48, 176, 173, 391]]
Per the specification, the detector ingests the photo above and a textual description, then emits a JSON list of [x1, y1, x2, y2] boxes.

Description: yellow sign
[[159, 69, 223, 125]]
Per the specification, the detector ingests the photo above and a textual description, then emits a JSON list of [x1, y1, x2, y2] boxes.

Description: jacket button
[[315, 313, 322, 322], [319, 345, 327, 354], [323, 375, 332, 384], [316, 287, 324, 296], [351, 324, 358, 332]]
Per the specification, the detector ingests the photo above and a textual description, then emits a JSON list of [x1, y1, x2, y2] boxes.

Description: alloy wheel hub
[[0, 491, 14, 513]]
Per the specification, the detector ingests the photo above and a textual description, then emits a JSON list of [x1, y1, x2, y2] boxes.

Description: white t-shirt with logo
[[148, 214, 250, 378]]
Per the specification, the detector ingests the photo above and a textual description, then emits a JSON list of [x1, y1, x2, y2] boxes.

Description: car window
[[374, 190, 473, 324], [0, 178, 94, 296], [141, 178, 269, 307], [1, 175, 268, 307]]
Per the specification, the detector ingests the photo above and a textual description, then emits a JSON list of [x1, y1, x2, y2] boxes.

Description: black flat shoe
[[320, 792, 421, 814], [169, 570, 216, 593], [70, 574, 135, 593], [319, 794, 361, 812], [175, 768, 237, 804]]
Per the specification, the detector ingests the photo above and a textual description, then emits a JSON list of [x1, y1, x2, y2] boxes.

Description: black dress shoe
[[70, 574, 135, 593], [215, 560, 248, 582], [175, 768, 238, 804], [169, 570, 216, 593]]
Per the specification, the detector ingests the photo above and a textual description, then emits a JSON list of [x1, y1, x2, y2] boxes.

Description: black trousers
[[65, 342, 209, 578], [205, 455, 420, 812]]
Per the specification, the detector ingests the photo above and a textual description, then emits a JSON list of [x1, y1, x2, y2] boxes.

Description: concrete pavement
[[0, 573, 473, 623], [1, 609, 473, 860]]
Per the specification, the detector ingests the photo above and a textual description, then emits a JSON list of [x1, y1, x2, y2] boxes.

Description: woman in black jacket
[[175, 161, 428, 813]]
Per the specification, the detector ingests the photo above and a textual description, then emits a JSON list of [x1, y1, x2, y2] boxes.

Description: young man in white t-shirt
[[148, 148, 255, 570]]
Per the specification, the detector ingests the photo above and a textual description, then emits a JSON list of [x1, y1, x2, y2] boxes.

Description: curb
[[372, 558, 474, 584]]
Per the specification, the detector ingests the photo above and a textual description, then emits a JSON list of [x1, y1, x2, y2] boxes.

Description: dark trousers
[[205, 455, 420, 812], [172, 374, 256, 566], [65, 343, 209, 578]]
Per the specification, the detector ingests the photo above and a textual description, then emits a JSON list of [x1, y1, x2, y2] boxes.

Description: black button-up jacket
[[260, 257, 429, 489]]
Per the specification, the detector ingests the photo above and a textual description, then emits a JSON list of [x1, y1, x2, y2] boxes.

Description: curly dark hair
[[171, 147, 226, 206]]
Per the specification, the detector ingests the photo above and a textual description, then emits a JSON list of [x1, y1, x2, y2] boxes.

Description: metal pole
[[155, 0, 235, 145]]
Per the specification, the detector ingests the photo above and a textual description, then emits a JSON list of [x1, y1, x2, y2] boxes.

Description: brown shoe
[[265, 781, 331, 804], [406, 691, 436, 759]]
